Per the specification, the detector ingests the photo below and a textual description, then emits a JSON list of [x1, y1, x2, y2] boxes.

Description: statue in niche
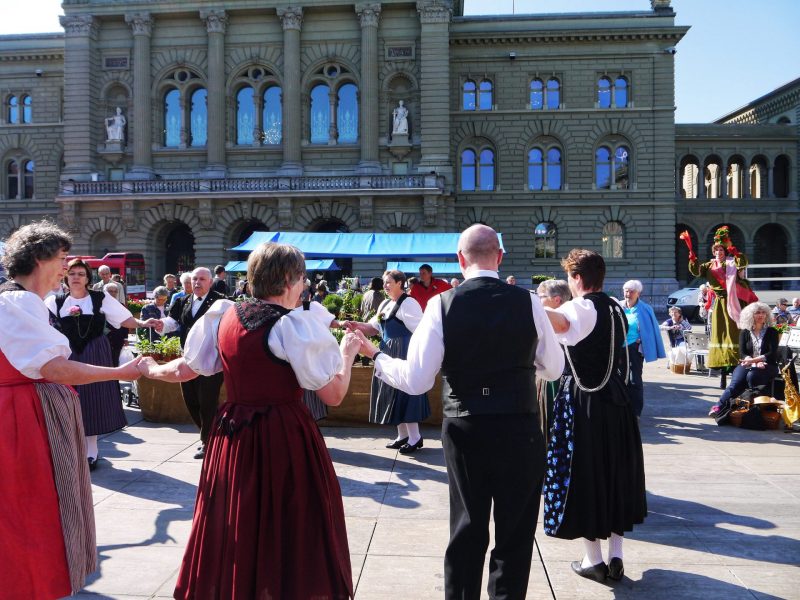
[[105, 107, 126, 142], [392, 100, 409, 136]]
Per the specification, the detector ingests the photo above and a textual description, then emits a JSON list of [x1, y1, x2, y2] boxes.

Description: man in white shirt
[[353, 224, 563, 600]]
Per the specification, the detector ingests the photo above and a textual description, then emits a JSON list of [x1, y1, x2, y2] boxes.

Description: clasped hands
[[739, 356, 766, 369], [338, 322, 380, 360]]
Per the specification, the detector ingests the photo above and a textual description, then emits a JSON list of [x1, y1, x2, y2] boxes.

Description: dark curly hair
[[1, 220, 72, 278]]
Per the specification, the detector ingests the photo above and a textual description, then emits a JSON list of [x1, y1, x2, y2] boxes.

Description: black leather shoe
[[570, 561, 608, 583], [607, 557, 624, 581], [386, 437, 409, 449], [399, 438, 423, 454], [193, 447, 205, 460], [87, 457, 98, 472]]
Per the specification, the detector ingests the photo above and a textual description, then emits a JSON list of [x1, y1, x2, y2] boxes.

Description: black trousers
[[627, 343, 645, 417], [180, 373, 224, 444], [442, 413, 545, 600]]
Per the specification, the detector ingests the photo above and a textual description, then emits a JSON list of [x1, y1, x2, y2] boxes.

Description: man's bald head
[[458, 224, 502, 271]]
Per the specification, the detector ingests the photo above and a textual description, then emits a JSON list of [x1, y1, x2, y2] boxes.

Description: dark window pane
[[615, 77, 628, 108], [479, 80, 493, 110], [598, 78, 611, 109], [337, 83, 358, 143], [190, 88, 207, 146], [7, 160, 18, 199], [310, 84, 330, 143], [463, 80, 476, 111], [236, 87, 255, 145], [461, 149, 476, 191], [546, 78, 559, 109], [164, 89, 181, 147], [263, 86, 282, 144]]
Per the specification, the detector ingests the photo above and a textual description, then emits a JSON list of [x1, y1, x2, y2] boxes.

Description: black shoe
[[386, 437, 409, 449], [791, 421, 800, 433], [193, 447, 205, 460], [607, 557, 624, 581], [570, 561, 608, 583], [399, 438, 423, 454], [87, 457, 98, 472]]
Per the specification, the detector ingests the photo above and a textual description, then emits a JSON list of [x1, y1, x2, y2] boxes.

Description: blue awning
[[386, 262, 462, 275], [224, 259, 341, 272], [231, 231, 505, 257]]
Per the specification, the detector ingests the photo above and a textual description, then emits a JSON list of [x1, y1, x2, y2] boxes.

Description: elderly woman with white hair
[[622, 279, 665, 417], [709, 301, 780, 418]]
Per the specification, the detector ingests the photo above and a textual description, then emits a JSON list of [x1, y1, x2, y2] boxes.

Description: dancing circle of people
[[5, 219, 776, 599]]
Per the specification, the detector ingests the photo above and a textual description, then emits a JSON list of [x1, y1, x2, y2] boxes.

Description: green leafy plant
[[531, 274, 554, 285], [134, 333, 183, 362], [322, 294, 344, 316], [127, 299, 146, 315]]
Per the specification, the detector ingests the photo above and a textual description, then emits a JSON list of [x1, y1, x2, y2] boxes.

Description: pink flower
[[69, 305, 82, 317]]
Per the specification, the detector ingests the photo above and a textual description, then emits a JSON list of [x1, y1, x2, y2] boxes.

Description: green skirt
[[708, 295, 745, 368]]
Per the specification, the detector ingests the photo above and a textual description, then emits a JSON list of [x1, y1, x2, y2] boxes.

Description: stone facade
[[0, 0, 796, 306]]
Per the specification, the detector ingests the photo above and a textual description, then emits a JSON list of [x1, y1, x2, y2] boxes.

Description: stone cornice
[[417, 0, 452, 25], [200, 9, 228, 34], [721, 88, 800, 125], [124, 13, 153, 37], [0, 52, 64, 62], [276, 7, 303, 31], [356, 3, 382, 28], [450, 27, 686, 46], [59, 15, 98, 39]]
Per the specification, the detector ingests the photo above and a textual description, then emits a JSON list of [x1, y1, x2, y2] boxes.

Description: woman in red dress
[[141, 242, 360, 599], [0, 221, 141, 599]]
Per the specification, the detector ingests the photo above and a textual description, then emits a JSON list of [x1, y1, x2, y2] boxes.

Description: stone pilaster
[[60, 14, 98, 179], [277, 7, 303, 176], [125, 13, 154, 179], [416, 0, 452, 177], [356, 3, 381, 174], [201, 9, 228, 177]]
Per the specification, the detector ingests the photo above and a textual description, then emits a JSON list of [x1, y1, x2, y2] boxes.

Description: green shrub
[[531, 274, 555, 285], [322, 293, 344, 316]]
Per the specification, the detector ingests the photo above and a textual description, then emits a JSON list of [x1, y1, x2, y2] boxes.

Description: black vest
[[55, 290, 107, 354], [171, 290, 226, 347], [440, 277, 538, 417]]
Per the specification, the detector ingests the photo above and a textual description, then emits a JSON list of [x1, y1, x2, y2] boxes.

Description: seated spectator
[[709, 302, 780, 418], [660, 306, 692, 368], [139, 286, 170, 341], [789, 297, 800, 319], [772, 298, 791, 325]]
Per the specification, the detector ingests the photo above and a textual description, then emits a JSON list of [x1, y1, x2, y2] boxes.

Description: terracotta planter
[[320, 365, 443, 426], [138, 376, 227, 424]]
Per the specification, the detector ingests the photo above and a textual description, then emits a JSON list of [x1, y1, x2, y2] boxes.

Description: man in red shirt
[[409, 263, 452, 311]]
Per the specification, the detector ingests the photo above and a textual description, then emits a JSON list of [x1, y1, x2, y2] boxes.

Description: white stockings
[[581, 534, 624, 567]]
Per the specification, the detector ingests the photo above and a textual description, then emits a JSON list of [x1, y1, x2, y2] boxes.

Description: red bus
[[66, 253, 146, 299]]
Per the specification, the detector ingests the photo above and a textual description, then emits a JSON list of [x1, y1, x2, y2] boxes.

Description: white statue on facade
[[392, 100, 408, 136], [105, 107, 126, 142]]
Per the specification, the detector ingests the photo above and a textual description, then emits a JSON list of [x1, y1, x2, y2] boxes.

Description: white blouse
[[0, 290, 72, 379], [555, 297, 598, 347], [367, 295, 424, 334], [184, 299, 343, 391], [45, 291, 133, 329]]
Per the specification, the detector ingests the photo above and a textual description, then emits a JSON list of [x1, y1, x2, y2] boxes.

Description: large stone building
[[0, 0, 796, 301]]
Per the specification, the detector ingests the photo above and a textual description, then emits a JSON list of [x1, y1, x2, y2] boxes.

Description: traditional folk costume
[[173, 299, 352, 599], [0, 282, 96, 598], [544, 293, 647, 542]]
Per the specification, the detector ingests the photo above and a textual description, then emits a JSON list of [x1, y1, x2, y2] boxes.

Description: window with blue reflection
[[615, 77, 628, 108], [598, 77, 611, 109], [534, 222, 556, 259], [262, 86, 282, 144], [22, 95, 32, 123], [479, 149, 494, 190], [164, 89, 181, 147], [7, 161, 18, 199], [337, 83, 358, 143], [596, 147, 611, 189], [8, 96, 18, 124], [546, 79, 560, 109], [479, 80, 493, 110], [236, 87, 255, 145], [615, 145, 629, 189], [461, 149, 476, 191], [528, 148, 543, 190], [310, 84, 330, 144], [547, 148, 562, 190], [463, 80, 476, 111], [23, 160, 34, 198], [190, 88, 207, 146], [530, 80, 543, 110]]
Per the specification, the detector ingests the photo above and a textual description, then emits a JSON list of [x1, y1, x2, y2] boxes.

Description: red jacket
[[409, 278, 452, 311]]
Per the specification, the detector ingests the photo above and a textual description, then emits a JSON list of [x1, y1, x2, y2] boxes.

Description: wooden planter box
[[137, 377, 227, 424], [320, 364, 443, 427]]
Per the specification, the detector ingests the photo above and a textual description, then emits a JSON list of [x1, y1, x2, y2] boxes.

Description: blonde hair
[[247, 242, 305, 298]]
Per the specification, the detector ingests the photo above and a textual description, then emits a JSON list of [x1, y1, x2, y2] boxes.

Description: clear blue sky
[[4, 0, 798, 123]]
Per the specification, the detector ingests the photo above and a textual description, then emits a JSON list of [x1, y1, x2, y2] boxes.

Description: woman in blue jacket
[[622, 280, 666, 417]]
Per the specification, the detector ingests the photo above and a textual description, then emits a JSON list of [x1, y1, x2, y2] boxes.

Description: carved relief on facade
[[59, 14, 98, 38], [355, 3, 381, 28], [124, 13, 153, 37], [358, 196, 373, 228], [278, 197, 293, 228], [201, 9, 228, 34], [277, 7, 303, 31], [198, 198, 215, 229], [60, 201, 79, 232], [121, 201, 136, 231]]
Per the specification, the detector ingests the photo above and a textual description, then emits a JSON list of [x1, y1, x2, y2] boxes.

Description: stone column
[[696, 163, 704, 199], [720, 164, 727, 198], [768, 165, 775, 198], [356, 3, 381, 174], [277, 7, 303, 176], [744, 165, 752, 199], [125, 13, 154, 179], [416, 0, 452, 177], [60, 14, 98, 180], [201, 9, 228, 177], [328, 88, 338, 144]]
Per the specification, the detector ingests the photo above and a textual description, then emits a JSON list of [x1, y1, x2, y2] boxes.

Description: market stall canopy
[[386, 262, 462, 274], [231, 231, 505, 257], [224, 259, 341, 272]]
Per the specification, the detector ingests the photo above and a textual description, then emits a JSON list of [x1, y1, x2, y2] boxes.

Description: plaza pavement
[[75, 360, 800, 599]]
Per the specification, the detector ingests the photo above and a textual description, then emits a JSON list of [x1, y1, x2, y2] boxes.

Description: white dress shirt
[[554, 297, 598, 346], [367, 295, 424, 334], [373, 269, 565, 396], [160, 293, 207, 335], [45, 290, 133, 328]]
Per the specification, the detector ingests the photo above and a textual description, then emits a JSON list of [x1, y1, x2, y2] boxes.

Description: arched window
[[547, 148, 562, 190], [163, 89, 181, 147], [337, 83, 358, 143], [23, 160, 34, 198], [614, 77, 628, 108], [528, 146, 563, 191], [546, 78, 560, 109], [602, 221, 624, 258], [534, 222, 556, 259], [598, 77, 612, 109], [614, 146, 629, 189], [478, 80, 493, 110], [189, 88, 207, 146], [530, 79, 543, 110], [463, 80, 476, 111], [461, 149, 476, 191], [7, 96, 18, 124], [596, 143, 632, 189], [262, 86, 282, 144], [6, 161, 19, 199], [236, 86, 255, 145], [22, 95, 31, 123], [528, 149, 543, 190], [310, 84, 330, 144], [596, 147, 612, 189], [479, 149, 495, 190]]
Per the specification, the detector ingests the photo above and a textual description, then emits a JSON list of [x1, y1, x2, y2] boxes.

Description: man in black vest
[[352, 224, 564, 600], [154, 267, 225, 459]]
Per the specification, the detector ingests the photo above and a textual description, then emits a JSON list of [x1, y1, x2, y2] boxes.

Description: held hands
[[153, 319, 165, 333], [140, 318, 160, 329], [136, 356, 161, 378], [339, 331, 361, 360], [117, 356, 143, 381], [352, 330, 377, 358]]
